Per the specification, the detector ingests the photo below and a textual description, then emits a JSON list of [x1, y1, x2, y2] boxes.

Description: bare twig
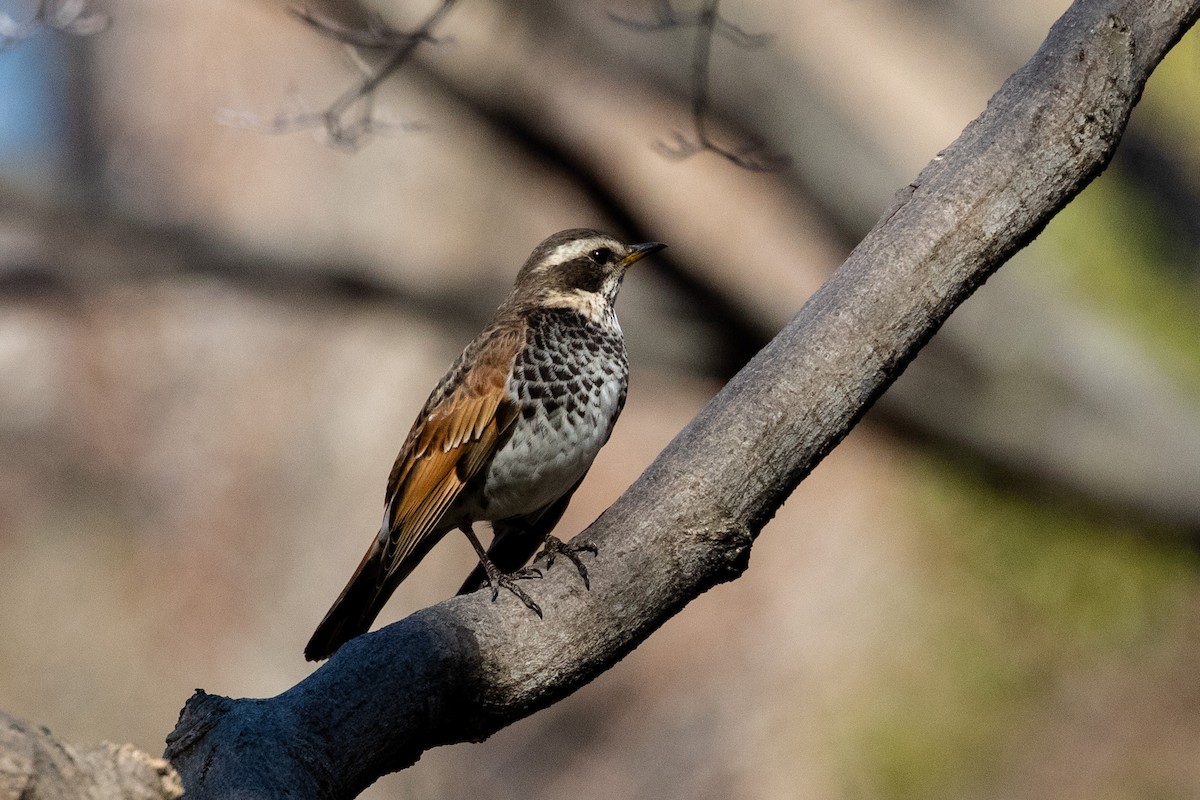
[[292, 6, 433, 50], [0, 0, 107, 51], [612, 0, 788, 171], [220, 2, 455, 150]]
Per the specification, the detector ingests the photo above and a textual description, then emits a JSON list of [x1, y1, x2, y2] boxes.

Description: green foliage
[[833, 458, 1198, 800], [1021, 24, 1200, 396], [1036, 175, 1200, 395], [923, 463, 1195, 650], [1137, 27, 1200, 171]]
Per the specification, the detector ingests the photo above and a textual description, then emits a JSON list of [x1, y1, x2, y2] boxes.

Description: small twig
[[292, 7, 434, 50], [608, 0, 683, 30], [713, 16, 771, 48], [613, 0, 788, 172], [0, 0, 108, 51], [221, 1, 455, 150]]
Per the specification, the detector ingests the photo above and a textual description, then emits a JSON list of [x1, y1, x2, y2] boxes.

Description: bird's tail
[[305, 536, 392, 662]]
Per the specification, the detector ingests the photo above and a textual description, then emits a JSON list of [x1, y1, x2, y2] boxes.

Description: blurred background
[[2, 0, 1200, 797]]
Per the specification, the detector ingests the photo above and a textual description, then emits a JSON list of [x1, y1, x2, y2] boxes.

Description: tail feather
[[310, 476, 589, 659], [306, 525, 448, 661], [304, 540, 390, 662]]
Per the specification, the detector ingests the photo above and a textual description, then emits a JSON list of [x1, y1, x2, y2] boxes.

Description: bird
[[304, 228, 666, 661]]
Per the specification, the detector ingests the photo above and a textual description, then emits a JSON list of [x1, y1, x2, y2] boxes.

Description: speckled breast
[[481, 306, 628, 520]]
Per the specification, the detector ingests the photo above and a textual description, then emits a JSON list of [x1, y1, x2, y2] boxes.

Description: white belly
[[478, 371, 625, 519]]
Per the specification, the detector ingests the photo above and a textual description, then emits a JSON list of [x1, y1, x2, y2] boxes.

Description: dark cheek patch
[[558, 258, 606, 294]]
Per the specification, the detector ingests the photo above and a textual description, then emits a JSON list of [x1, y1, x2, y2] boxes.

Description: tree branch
[[218, 2, 456, 149], [0, 710, 181, 799], [612, 0, 788, 170], [164, 0, 1199, 797]]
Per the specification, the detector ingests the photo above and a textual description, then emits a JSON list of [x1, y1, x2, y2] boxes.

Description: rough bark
[[0, 711, 181, 800], [162, 0, 1197, 797]]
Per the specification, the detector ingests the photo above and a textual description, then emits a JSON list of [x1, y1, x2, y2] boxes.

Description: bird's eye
[[589, 247, 613, 265]]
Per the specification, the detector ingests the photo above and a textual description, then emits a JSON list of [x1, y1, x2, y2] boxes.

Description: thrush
[[304, 228, 666, 661]]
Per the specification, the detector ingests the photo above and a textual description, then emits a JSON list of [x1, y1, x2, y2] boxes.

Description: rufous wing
[[304, 324, 523, 661], [380, 381, 519, 572]]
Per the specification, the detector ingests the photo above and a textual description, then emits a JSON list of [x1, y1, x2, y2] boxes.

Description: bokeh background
[[2, 0, 1200, 797]]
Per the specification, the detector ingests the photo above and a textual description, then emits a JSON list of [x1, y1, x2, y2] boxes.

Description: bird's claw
[[537, 536, 598, 590], [484, 567, 543, 618]]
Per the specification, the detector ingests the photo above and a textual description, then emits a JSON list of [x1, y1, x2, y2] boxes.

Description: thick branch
[[165, 0, 1199, 797]]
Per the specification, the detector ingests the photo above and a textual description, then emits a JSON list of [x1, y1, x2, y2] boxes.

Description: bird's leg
[[459, 525, 543, 618], [536, 535, 599, 590]]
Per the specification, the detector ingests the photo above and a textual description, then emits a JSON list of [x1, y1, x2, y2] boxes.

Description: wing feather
[[379, 323, 524, 574], [304, 320, 526, 661]]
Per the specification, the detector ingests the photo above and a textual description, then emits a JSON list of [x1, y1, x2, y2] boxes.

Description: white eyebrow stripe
[[546, 238, 612, 264]]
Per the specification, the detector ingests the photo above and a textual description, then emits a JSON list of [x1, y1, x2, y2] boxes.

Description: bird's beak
[[620, 241, 667, 268]]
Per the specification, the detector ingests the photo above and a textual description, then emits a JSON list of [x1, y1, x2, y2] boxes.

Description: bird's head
[[510, 228, 666, 313]]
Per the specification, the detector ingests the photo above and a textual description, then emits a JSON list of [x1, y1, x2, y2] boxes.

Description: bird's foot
[[514, 566, 544, 581], [537, 536, 598, 590], [482, 560, 543, 618]]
